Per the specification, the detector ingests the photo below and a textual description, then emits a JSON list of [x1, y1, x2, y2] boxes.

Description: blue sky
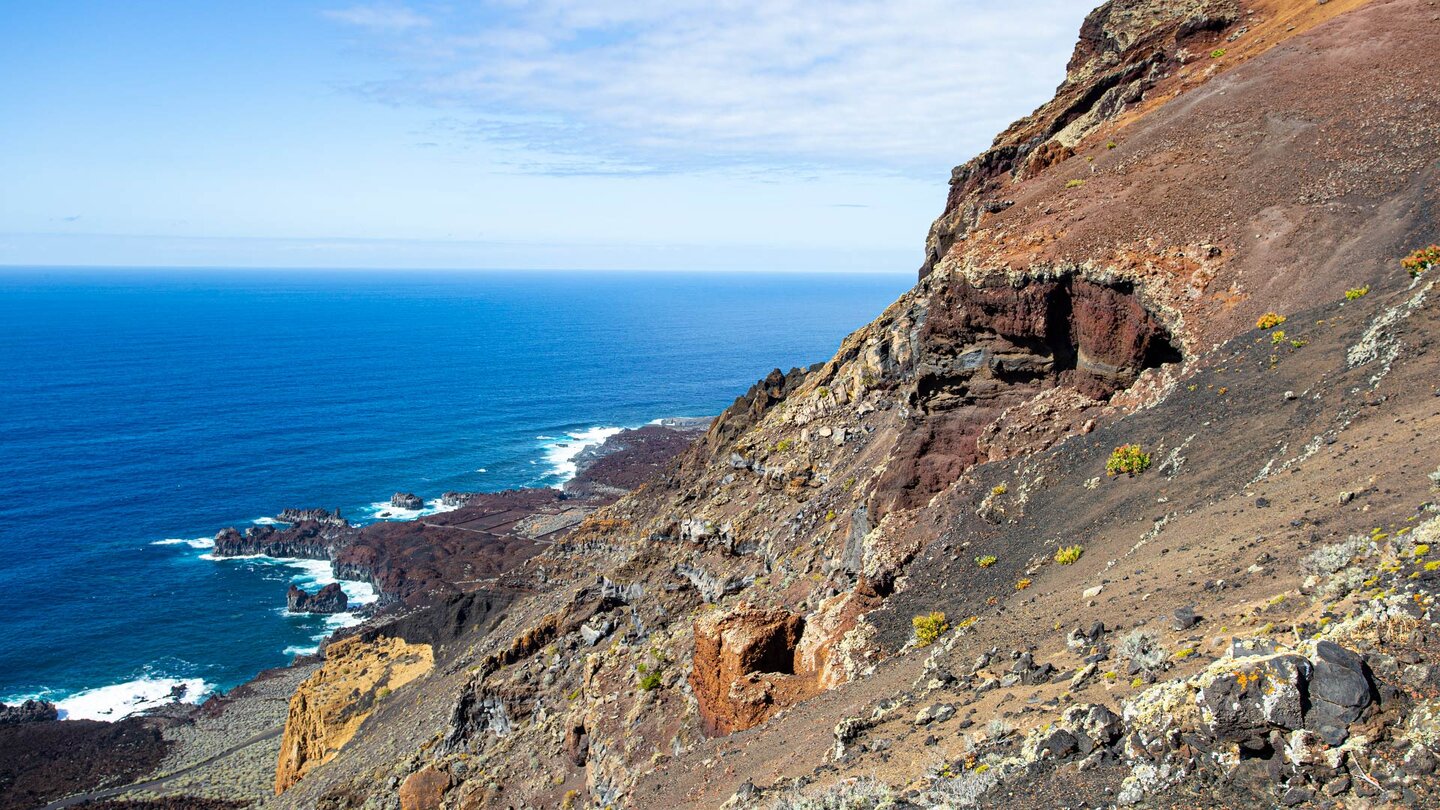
[[0, 1, 1092, 271]]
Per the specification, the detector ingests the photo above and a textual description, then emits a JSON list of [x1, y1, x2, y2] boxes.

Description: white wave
[[284, 558, 378, 606], [201, 553, 377, 606], [475, 468, 487, 473], [151, 536, 215, 549], [251, 516, 281, 526], [47, 676, 211, 721], [283, 644, 319, 657], [540, 426, 623, 485], [363, 496, 459, 522]]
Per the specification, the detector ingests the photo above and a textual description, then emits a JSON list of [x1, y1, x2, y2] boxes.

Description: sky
[[0, 1, 1093, 272]]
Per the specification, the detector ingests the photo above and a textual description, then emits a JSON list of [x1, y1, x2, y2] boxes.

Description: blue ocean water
[[0, 268, 911, 718]]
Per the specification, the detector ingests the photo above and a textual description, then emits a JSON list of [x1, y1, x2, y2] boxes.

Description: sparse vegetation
[[1210, 48, 1226, 58], [1016, 578, 1032, 591], [1345, 285, 1370, 300], [1270, 329, 1287, 345], [825, 509, 837, 522], [638, 671, 663, 691], [1402, 245, 1440, 278], [1106, 444, 1152, 477], [1119, 629, 1166, 672], [1054, 545, 1084, 565], [1256, 312, 1286, 330], [1107, 140, 1117, 149], [774, 439, 793, 453], [912, 611, 949, 647], [976, 555, 997, 568], [991, 483, 1008, 496], [1066, 179, 1086, 188], [770, 777, 896, 810]]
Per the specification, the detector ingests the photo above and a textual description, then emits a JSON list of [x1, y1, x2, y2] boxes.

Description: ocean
[[0, 268, 912, 720]]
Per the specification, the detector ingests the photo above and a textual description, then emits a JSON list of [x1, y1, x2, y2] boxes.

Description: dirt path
[[37, 726, 283, 810]]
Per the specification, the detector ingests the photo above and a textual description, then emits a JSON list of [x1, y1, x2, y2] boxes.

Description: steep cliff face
[[252, 1, 1440, 808], [273, 635, 432, 793]]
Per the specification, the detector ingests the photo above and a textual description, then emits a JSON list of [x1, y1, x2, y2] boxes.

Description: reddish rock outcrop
[[872, 275, 1180, 515], [398, 764, 448, 810], [691, 602, 819, 736]]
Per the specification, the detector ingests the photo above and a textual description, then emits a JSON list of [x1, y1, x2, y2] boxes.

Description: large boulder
[[1200, 654, 1311, 749], [390, 493, 424, 510], [1305, 640, 1374, 745]]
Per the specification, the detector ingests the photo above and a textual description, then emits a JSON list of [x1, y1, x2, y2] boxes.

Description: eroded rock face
[[274, 635, 433, 793], [873, 275, 1180, 514], [286, 583, 348, 615], [691, 602, 817, 736]]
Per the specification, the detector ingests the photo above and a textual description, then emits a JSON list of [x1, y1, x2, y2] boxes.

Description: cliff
[[55, 1, 1440, 808]]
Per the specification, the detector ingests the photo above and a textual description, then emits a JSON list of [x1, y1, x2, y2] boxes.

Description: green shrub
[[975, 555, 998, 568], [1054, 545, 1084, 565], [1106, 444, 1152, 477], [638, 672, 662, 691], [1210, 48, 1226, 58], [1065, 179, 1086, 188], [1345, 285, 1370, 300], [912, 611, 949, 647], [774, 439, 792, 453]]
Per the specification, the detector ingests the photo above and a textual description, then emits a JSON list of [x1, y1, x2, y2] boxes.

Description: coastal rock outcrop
[[390, 493, 424, 511], [274, 635, 433, 793], [286, 583, 348, 614], [0, 699, 57, 725], [212, 519, 355, 561]]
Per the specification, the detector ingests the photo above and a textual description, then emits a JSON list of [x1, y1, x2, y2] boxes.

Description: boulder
[[399, 764, 448, 810], [1305, 640, 1374, 745], [390, 493, 425, 510], [1201, 654, 1310, 748]]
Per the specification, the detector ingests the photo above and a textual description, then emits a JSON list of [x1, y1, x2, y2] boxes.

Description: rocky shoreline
[[0, 418, 709, 810]]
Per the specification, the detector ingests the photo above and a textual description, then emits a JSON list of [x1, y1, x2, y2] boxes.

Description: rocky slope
[[25, 0, 1440, 808]]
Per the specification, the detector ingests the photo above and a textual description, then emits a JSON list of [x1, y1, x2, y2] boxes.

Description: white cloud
[[323, 4, 431, 31], [329, 1, 1093, 175]]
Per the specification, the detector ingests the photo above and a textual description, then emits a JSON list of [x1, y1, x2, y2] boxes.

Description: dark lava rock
[[1306, 641, 1374, 744], [287, 582, 348, 614], [1036, 728, 1080, 761], [1202, 654, 1310, 746], [0, 700, 58, 725], [390, 492, 425, 510], [441, 491, 475, 507], [1173, 606, 1200, 631]]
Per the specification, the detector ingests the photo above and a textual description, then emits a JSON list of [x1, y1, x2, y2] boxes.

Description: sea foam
[[41, 676, 212, 721], [540, 426, 623, 485], [150, 536, 215, 549]]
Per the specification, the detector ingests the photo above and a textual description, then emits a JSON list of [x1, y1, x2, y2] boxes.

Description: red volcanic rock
[[690, 602, 819, 736], [873, 275, 1179, 515]]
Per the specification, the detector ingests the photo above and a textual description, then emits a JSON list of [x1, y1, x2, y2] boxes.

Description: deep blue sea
[[0, 268, 911, 719]]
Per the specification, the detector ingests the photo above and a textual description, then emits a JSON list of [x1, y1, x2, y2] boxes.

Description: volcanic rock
[[390, 493, 424, 510], [0, 699, 57, 725], [287, 583, 348, 614]]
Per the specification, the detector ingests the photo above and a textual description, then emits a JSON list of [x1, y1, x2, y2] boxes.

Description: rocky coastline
[[0, 417, 710, 809]]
